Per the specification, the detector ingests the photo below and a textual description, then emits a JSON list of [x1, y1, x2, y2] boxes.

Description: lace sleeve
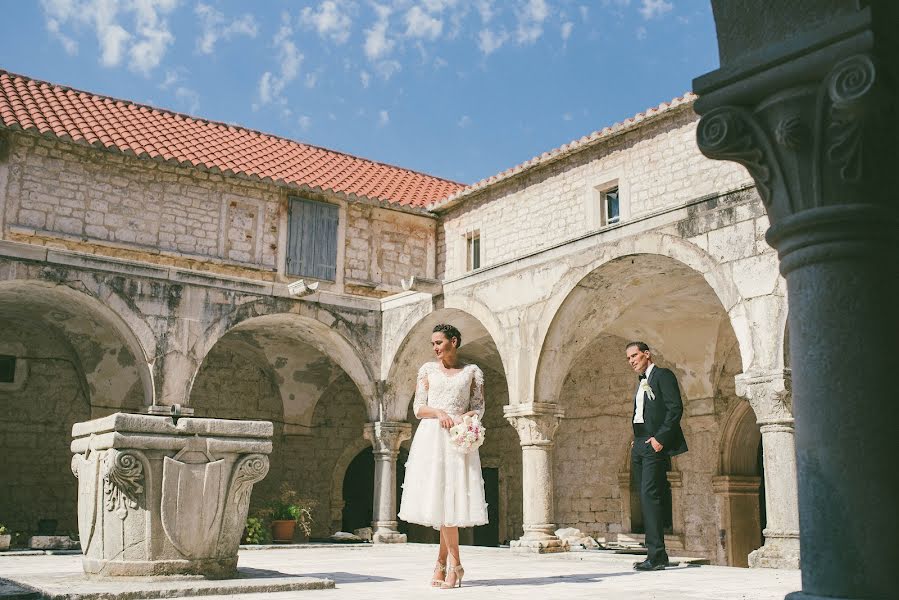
[[469, 365, 485, 419], [412, 364, 430, 418]]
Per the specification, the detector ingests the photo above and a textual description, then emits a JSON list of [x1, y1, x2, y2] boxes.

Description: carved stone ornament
[[363, 422, 411, 456], [506, 414, 562, 447], [103, 449, 145, 520], [734, 371, 793, 425], [696, 52, 894, 233]]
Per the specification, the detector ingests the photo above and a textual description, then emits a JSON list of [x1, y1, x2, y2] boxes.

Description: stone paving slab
[[0, 544, 800, 600]]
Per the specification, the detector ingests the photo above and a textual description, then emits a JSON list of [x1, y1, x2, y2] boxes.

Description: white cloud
[[364, 4, 394, 60], [195, 3, 258, 55], [457, 115, 471, 128], [516, 0, 549, 45], [639, 0, 673, 20], [374, 59, 401, 80], [561, 21, 573, 42], [562, 112, 573, 121], [579, 5, 589, 21], [636, 25, 647, 40], [298, 115, 312, 131], [433, 56, 448, 69], [175, 86, 200, 113], [255, 14, 303, 108], [159, 67, 185, 89], [300, 0, 353, 44], [404, 5, 442, 40], [39, 0, 177, 75], [360, 70, 371, 88], [305, 72, 319, 88], [475, 0, 494, 23], [378, 109, 389, 127], [477, 28, 508, 55]]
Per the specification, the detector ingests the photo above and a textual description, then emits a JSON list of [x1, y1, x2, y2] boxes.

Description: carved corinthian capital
[[363, 421, 412, 457], [504, 403, 564, 447], [735, 370, 793, 427]]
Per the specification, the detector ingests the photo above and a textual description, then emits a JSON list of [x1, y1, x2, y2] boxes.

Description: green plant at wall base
[[0, 525, 7, 535], [244, 517, 266, 545], [259, 483, 317, 536]]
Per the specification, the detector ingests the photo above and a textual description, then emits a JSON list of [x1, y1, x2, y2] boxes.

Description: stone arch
[[330, 437, 373, 532], [714, 399, 764, 567], [533, 233, 748, 406], [0, 279, 154, 535], [191, 303, 378, 420], [383, 306, 507, 421]]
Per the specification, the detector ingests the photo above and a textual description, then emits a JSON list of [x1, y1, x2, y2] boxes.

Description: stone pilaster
[[504, 403, 568, 554], [696, 5, 898, 597], [363, 421, 411, 544], [735, 371, 800, 569], [712, 475, 763, 568]]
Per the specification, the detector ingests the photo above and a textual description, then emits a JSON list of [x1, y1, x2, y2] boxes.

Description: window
[[0, 355, 15, 383], [465, 230, 481, 271], [602, 186, 620, 225], [287, 197, 339, 281]]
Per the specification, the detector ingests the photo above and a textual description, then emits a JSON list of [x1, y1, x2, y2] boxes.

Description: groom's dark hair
[[625, 341, 650, 353], [433, 323, 462, 348]]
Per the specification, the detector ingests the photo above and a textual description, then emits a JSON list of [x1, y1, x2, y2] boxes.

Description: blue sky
[[1, 1, 719, 184]]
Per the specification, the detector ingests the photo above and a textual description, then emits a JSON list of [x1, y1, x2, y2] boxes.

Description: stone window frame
[[587, 173, 630, 230], [0, 343, 28, 392], [463, 228, 482, 272]]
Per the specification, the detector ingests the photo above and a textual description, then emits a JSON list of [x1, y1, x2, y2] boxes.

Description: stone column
[[696, 5, 898, 597], [363, 421, 411, 544], [504, 403, 568, 554], [735, 371, 800, 569]]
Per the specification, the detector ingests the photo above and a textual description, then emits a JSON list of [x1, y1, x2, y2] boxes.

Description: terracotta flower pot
[[270, 520, 296, 543]]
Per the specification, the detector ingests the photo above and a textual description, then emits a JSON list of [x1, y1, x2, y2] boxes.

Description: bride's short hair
[[433, 323, 462, 347]]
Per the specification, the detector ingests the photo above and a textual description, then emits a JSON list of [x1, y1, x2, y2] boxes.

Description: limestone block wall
[[0, 133, 431, 296], [0, 321, 90, 535], [436, 106, 751, 280], [344, 203, 435, 297]]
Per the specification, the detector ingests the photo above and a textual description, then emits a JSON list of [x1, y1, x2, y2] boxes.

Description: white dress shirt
[[633, 363, 655, 424]]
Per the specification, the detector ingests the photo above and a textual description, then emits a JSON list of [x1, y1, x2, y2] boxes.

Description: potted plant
[[261, 483, 316, 543], [0, 525, 9, 551]]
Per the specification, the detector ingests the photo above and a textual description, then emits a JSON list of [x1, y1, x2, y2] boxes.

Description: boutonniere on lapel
[[640, 379, 655, 401]]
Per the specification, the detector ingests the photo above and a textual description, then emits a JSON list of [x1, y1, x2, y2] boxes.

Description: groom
[[625, 341, 688, 571]]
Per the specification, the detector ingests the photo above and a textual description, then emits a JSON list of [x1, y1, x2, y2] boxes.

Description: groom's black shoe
[[633, 559, 666, 571]]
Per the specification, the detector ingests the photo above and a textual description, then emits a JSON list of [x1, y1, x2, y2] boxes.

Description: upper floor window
[[602, 186, 620, 225], [465, 230, 481, 271], [287, 197, 338, 281]]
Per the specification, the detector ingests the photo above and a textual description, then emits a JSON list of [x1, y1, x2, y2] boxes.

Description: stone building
[[0, 69, 797, 568]]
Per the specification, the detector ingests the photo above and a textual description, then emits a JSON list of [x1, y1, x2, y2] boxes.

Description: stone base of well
[[71, 413, 273, 578]]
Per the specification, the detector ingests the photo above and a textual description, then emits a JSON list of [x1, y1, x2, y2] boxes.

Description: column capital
[[735, 370, 793, 426], [363, 421, 411, 457], [503, 403, 564, 447]]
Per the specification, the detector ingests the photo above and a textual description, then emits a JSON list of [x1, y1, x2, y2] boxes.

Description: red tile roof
[[0, 69, 464, 208], [429, 93, 697, 211]]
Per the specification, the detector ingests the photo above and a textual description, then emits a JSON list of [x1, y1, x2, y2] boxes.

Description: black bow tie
[[638, 374, 647, 380]]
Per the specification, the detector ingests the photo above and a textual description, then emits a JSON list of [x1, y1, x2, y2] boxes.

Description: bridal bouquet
[[448, 414, 486, 454]]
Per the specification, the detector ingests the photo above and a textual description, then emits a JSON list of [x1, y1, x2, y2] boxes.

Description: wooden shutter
[[287, 198, 338, 280]]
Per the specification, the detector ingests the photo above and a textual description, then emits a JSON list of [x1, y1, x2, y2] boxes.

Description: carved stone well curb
[[71, 413, 272, 578]]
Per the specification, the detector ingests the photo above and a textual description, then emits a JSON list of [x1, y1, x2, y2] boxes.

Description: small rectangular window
[[287, 197, 339, 281], [0, 355, 15, 383], [465, 230, 481, 271], [603, 187, 620, 225]]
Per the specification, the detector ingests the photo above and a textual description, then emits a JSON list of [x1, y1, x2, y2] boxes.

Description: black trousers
[[631, 434, 670, 565]]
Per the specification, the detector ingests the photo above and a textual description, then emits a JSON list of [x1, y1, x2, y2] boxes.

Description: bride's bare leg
[[431, 528, 448, 586], [442, 527, 463, 588]]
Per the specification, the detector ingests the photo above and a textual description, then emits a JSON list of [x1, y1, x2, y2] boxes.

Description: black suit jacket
[[635, 365, 688, 457]]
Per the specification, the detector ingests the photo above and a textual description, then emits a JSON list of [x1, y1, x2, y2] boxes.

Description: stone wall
[[344, 204, 436, 297], [0, 320, 89, 535], [436, 106, 751, 279], [1, 133, 431, 296]]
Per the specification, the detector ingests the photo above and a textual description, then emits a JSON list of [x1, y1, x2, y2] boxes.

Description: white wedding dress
[[398, 361, 489, 529]]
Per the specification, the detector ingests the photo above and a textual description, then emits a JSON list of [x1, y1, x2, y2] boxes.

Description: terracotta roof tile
[[0, 69, 464, 208]]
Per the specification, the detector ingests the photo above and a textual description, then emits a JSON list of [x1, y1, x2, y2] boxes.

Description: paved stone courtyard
[[0, 544, 800, 600]]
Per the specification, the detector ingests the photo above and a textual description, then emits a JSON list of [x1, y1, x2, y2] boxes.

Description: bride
[[398, 323, 488, 589]]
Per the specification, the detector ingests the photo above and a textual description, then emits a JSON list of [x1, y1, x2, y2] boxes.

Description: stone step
[[0, 580, 40, 600]]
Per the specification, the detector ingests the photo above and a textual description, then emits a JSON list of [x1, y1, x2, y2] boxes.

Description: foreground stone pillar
[[363, 421, 411, 544], [71, 413, 271, 578], [504, 403, 568, 553], [696, 4, 898, 597], [736, 371, 800, 569]]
